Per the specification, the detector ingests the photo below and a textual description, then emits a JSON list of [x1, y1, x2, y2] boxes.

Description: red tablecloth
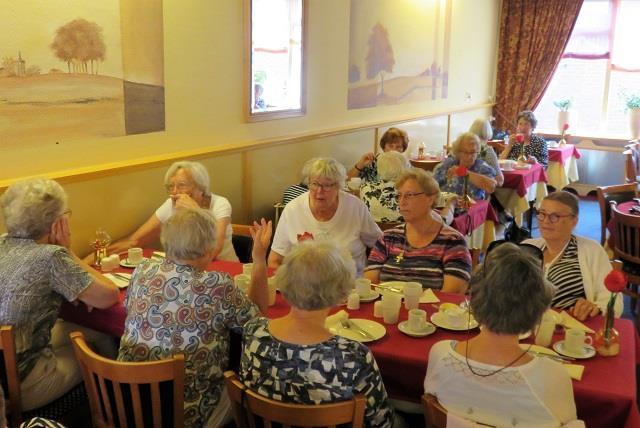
[[450, 199, 498, 236], [502, 163, 548, 197], [548, 144, 581, 165]]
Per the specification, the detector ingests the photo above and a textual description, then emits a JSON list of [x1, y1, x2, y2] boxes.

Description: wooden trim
[[0, 102, 493, 191], [241, 151, 253, 223]]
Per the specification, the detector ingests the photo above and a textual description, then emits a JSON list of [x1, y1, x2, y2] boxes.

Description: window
[[534, 0, 640, 138], [245, 0, 306, 121]]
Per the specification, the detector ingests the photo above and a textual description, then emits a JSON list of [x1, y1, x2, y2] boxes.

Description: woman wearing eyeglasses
[[364, 168, 471, 292], [523, 191, 622, 320], [108, 161, 238, 261], [433, 132, 497, 201], [269, 157, 382, 276]]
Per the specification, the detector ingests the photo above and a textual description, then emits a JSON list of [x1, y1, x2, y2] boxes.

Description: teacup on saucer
[[398, 320, 436, 337]]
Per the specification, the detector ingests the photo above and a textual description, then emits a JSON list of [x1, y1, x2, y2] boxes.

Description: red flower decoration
[[563, 123, 570, 131], [516, 134, 525, 143], [296, 231, 314, 242], [604, 270, 627, 293], [454, 165, 468, 177]]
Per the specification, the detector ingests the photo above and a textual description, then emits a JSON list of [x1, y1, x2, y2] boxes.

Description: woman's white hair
[[451, 132, 481, 158], [161, 208, 216, 261], [377, 151, 410, 182], [277, 241, 354, 310], [306, 157, 347, 189], [469, 119, 493, 141], [164, 161, 211, 196], [0, 178, 67, 239]]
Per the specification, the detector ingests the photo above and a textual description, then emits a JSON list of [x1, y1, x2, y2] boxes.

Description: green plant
[[623, 93, 640, 111], [553, 98, 572, 111]]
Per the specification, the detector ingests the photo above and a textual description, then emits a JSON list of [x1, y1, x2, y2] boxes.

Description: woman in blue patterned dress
[[118, 208, 272, 427], [241, 240, 394, 428]]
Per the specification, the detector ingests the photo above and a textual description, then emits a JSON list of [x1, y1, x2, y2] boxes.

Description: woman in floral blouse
[[348, 127, 410, 183], [241, 240, 394, 428], [118, 208, 272, 427], [499, 110, 549, 168]]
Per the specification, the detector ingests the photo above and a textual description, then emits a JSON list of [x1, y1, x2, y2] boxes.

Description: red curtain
[[493, 0, 583, 131]]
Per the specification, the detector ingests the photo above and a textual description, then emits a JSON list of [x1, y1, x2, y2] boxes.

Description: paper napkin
[[560, 311, 595, 334], [324, 310, 348, 328], [105, 273, 131, 289], [564, 364, 585, 381], [420, 288, 440, 304]]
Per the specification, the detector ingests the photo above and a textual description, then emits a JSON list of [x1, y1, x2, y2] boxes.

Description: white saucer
[[519, 331, 532, 340], [553, 340, 596, 359], [430, 312, 479, 331], [359, 290, 380, 302], [515, 164, 532, 170], [119, 258, 146, 268], [398, 321, 436, 338], [327, 319, 386, 343]]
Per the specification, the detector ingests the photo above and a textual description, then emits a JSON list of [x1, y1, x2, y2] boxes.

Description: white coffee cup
[[564, 328, 593, 354], [444, 307, 466, 328], [355, 278, 371, 297], [347, 177, 362, 191], [234, 274, 251, 292], [408, 309, 427, 332], [403, 282, 422, 311], [382, 292, 402, 324], [267, 277, 277, 306], [242, 263, 253, 277], [127, 247, 143, 265], [534, 312, 557, 347]]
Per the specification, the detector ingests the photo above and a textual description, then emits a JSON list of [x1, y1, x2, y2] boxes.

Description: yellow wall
[[0, 0, 500, 254]]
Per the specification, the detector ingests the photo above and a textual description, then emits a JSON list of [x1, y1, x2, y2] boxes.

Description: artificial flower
[[604, 270, 627, 293]]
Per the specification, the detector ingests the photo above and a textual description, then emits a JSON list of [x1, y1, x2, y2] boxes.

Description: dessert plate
[[328, 319, 386, 343], [430, 312, 478, 331]]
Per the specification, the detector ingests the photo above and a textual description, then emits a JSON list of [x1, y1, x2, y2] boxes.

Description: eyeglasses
[[165, 182, 193, 192], [536, 211, 575, 224], [485, 239, 544, 268], [395, 192, 425, 201], [309, 181, 337, 191], [61, 209, 72, 218], [459, 150, 479, 156]]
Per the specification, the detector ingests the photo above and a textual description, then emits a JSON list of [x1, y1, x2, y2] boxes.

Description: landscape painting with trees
[[348, 0, 452, 110], [0, 0, 164, 149]]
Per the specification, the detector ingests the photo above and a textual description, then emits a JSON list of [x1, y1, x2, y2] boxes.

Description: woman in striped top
[[524, 191, 622, 320]]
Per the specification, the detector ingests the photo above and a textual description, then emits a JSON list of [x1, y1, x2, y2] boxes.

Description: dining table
[[547, 144, 580, 191], [409, 156, 443, 172], [493, 163, 548, 227], [60, 257, 640, 427]]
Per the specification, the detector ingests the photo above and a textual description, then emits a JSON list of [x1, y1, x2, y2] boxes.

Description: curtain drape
[[493, 0, 583, 131]]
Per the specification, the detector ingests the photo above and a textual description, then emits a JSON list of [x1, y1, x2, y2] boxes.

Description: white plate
[[378, 281, 406, 293], [515, 164, 532, 170], [105, 273, 131, 289], [327, 319, 386, 343], [398, 321, 436, 338], [119, 258, 147, 268], [359, 291, 380, 302], [431, 312, 478, 331], [553, 341, 596, 359]]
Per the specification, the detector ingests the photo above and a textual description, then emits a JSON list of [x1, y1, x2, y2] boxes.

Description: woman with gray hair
[[499, 110, 549, 168], [242, 240, 394, 428], [109, 160, 238, 261], [118, 209, 272, 427], [433, 132, 497, 200], [469, 118, 504, 186], [424, 242, 580, 427], [360, 151, 410, 222], [0, 178, 118, 410], [269, 157, 382, 276]]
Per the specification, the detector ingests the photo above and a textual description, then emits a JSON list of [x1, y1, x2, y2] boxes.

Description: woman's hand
[[356, 152, 375, 170], [570, 298, 600, 321], [50, 215, 72, 249], [171, 193, 200, 210], [250, 218, 273, 262], [526, 155, 538, 165]]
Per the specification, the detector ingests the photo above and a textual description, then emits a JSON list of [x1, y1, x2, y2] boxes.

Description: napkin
[[564, 364, 585, 381], [420, 288, 440, 304], [324, 310, 348, 328], [105, 273, 131, 289], [559, 311, 595, 334]]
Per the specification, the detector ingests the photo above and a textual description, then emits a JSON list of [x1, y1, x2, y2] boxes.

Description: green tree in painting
[[50, 19, 106, 74], [365, 23, 395, 96]]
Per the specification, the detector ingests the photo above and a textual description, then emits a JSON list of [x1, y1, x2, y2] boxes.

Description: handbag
[[504, 221, 531, 243]]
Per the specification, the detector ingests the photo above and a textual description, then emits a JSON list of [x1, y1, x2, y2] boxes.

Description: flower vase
[[594, 326, 620, 357], [459, 177, 472, 210]]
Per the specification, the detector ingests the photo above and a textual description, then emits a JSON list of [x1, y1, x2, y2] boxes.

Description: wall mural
[[348, 0, 452, 110], [0, 0, 164, 149]]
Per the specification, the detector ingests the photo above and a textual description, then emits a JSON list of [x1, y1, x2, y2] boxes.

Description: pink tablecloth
[[549, 144, 581, 165], [502, 163, 548, 197], [450, 199, 498, 236]]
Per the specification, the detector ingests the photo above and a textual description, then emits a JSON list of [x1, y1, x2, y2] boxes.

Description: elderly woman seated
[[360, 151, 410, 222], [269, 157, 382, 276], [434, 132, 497, 201], [348, 127, 410, 183], [241, 240, 394, 428], [364, 168, 471, 292], [499, 110, 549, 168], [118, 209, 271, 427], [469, 118, 504, 186], [109, 160, 238, 261], [0, 178, 119, 410], [425, 242, 580, 427], [524, 191, 622, 320]]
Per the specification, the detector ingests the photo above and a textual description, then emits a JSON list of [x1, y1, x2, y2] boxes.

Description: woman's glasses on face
[[309, 181, 337, 191], [165, 182, 193, 193], [395, 192, 425, 201], [536, 211, 575, 224]]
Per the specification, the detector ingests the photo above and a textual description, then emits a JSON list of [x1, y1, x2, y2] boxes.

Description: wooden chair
[[232, 224, 254, 263], [223, 370, 366, 428], [624, 141, 639, 183], [422, 393, 447, 428], [70, 331, 185, 428], [596, 183, 637, 245], [610, 203, 640, 306], [0, 326, 22, 428]]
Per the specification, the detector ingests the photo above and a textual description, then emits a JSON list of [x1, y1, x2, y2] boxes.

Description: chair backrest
[[596, 183, 637, 245], [232, 224, 254, 263], [70, 332, 185, 428], [610, 202, 640, 266], [223, 371, 366, 428], [0, 326, 22, 428], [624, 144, 639, 183], [422, 393, 447, 428]]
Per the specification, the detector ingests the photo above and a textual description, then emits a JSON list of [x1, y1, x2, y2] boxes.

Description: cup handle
[[585, 336, 593, 346]]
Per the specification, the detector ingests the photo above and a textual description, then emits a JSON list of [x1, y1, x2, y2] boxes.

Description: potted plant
[[553, 98, 573, 134], [623, 93, 640, 139]]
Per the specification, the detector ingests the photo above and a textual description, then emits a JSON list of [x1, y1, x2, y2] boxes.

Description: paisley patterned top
[[118, 259, 258, 427], [240, 317, 394, 428], [0, 236, 92, 380]]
